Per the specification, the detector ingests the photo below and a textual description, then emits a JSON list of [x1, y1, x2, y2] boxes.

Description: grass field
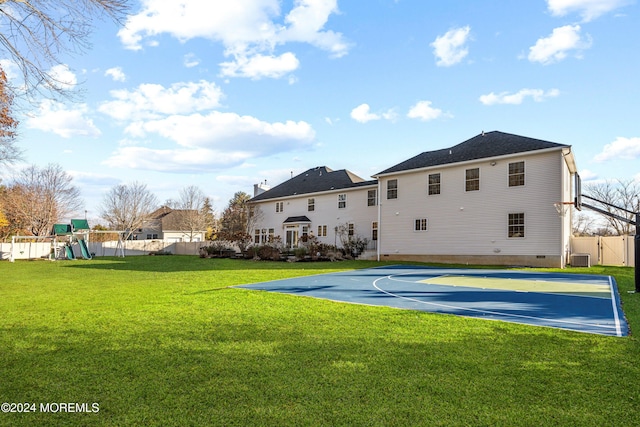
[[1, 256, 639, 426]]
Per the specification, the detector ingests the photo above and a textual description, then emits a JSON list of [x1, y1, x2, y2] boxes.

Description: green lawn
[[1, 256, 639, 426]]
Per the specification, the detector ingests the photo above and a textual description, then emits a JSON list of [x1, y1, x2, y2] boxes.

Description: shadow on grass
[[58, 256, 382, 273], [57, 255, 515, 274]]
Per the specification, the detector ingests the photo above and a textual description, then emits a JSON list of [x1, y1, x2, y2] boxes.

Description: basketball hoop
[[554, 202, 573, 217]]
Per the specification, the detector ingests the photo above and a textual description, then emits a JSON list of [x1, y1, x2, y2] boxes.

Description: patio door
[[285, 227, 299, 249]]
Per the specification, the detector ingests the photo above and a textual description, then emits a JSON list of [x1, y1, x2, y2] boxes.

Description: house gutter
[[372, 146, 569, 179]]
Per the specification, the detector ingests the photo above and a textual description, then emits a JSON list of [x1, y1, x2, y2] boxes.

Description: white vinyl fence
[[0, 241, 52, 260], [1, 240, 237, 261], [87, 240, 230, 257], [570, 235, 636, 267], [2, 237, 635, 267]]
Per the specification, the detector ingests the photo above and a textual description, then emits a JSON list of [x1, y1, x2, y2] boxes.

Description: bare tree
[[3, 163, 83, 236], [572, 211, 599, 236], [100, 181, 158, 241], [171, 185, 209, 242], [246, 205, 264, 237], [584, 179, 639, 235], [0, 0, 128, 100]]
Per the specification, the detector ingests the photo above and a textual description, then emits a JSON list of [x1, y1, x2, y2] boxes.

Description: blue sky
[[3, 0, 640, 223]]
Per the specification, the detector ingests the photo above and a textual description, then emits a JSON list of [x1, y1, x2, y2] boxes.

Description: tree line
[[574, 179, 640, 236], [0, 166, 260, 243]]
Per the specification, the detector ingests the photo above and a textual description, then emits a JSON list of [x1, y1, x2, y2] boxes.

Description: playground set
[[9, 219, 93, 262]]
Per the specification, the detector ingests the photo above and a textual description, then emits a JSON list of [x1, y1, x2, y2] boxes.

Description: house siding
[[378, 149, 569, 267], [247, 132, 577, 268], [252, 185, 378, 247]]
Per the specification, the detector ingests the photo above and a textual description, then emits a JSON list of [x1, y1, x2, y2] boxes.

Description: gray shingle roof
[[283, 216, 311, 223], [375, 131, 568, 176], [249, 166, 377, 202]]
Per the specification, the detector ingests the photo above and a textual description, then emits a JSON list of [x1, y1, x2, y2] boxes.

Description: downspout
[[377, 179, 382, 262]]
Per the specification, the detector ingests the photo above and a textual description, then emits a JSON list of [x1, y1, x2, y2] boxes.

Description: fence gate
[[571, 235, 635, 267]]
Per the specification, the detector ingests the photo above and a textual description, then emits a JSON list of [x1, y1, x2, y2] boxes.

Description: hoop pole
[[633, 212, 640, 293], [581, 196, 638, 293]]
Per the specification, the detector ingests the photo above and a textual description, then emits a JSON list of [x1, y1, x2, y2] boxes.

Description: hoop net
[[554, 202, 573, 217]]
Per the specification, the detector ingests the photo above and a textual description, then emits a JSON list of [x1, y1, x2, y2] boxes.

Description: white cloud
[[578, 169, 599, 181], [48, 64, 77, 90], [105, 67, 127, 82], [593, 137, 640, 162], [431, 26, 471, 67], [97, 76, 316, 173], [479, 88, 560, 105], [528, 25, 592, 65], [407, 101, 445, 121], [68, 170, 122, 187], [104, 146, 253, 172], [278, 0, 349, 58], [350, 104, 379, 123], [99, 80, 224, 121], [547, 0, 632, 22], [220, 52, 299, 79], [183, 53, 200, 68], [103, 112, 316, 172], [118, 0, 349, 79], [350, 104, 397, 123], [26, 100, 101, 138], [123, 112, 314, 149]]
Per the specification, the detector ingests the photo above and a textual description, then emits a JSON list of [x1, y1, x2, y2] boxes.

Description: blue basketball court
[[238, 265, 628, 337]]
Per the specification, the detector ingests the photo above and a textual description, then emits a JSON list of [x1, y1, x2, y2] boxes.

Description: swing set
[[8, 219, 125, 262]]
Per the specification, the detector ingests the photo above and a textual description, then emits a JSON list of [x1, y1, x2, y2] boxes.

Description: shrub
[[199, 242, 236, 258], [255, 245, 282, 261], [149, 250, 172, 256]]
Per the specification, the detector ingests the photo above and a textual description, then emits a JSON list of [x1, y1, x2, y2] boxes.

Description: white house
[[248, 167, 378, 249], [248, 131, 578, 267]]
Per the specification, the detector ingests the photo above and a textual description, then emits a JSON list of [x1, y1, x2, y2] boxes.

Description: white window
[[255, 229, 271, 244], [276, 201, 284, 213], [509, 161, 525, 187], [428, 173, 441, 195], [414, 218, 428, 231], [508, 213, 525, 238], [348, 223, 354, 236], [308, 198, 315, 211], [338, 193, 347, 209], [465, 168, 479, 192], [367, 189, 377, 206], [372, 222, 378, 241], [317, 225, 327, 237], [387, 179, 398, 199]]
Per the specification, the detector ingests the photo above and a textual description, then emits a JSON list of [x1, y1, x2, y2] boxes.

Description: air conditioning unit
[[571, 253, 591, 267]]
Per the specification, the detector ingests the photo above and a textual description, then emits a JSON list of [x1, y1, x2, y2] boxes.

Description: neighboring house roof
[[375, 131, 569, 176], [249, 166, 377, 202], [145, 206, 203, 232]]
